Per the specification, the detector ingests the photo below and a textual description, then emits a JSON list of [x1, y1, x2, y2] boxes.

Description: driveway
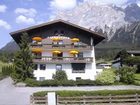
[[0, 77, 140, 105]]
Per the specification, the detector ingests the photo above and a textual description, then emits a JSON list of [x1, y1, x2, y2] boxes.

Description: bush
[[117, 66, 136, 84], [53, 70, 67, 81], [40, 80, 59, 86], [25, 79, 97, 87], [2, 65, 14, 76], [59, 80, 75, 86], [76, 79, 96, 86], [25, 78, 40, 86], [96, 68, 116, 85]]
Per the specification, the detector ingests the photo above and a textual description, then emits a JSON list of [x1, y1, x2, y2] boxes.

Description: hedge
[[25, 78, 97, 87], [33, 90, 140, 97]]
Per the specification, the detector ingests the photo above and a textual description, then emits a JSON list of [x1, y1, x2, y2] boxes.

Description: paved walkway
[[0, 77, 140, 105]]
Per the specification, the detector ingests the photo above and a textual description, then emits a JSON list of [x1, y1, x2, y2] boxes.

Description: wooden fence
[[30, 94, 140, 105]]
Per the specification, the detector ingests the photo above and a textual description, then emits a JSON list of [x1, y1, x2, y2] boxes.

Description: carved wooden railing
[[33, 56, 93, 63]]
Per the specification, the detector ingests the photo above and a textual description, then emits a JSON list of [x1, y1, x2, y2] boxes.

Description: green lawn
[[0, 61, 9, 80], [134, 74, 140, 81], [134, 73, 140, 85], [0, 61, 9, 72]]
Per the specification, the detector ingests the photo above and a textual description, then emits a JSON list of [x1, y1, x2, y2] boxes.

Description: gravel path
[[0, 77, 140, 105]]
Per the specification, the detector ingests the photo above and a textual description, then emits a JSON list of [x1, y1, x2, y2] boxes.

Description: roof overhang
[[10, 19, 105, 45]]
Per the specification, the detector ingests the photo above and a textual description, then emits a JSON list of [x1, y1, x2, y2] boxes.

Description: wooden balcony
[[33, 56, 93, 63], [31, 43, 92, 51]]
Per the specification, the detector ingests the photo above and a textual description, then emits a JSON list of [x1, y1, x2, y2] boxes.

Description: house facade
[[10, 20, 105, 81]]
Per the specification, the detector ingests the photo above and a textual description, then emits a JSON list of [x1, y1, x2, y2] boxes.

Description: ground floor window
[[39, 77, 45, 81], [56, 64, 62, 70], [72, 63, 86, 73], [40, 64, 46, 70]]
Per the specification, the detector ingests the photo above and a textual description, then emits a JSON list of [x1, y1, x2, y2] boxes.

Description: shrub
[[25, 78, 40, 86], [117, 66, 136, 84], [40, 80, 59, 86], [96, 68, 116, 85], [52, 70, 67, 81], [76, 79, 96, 86], [2, 65, 14, 76], [25, 78, 98, 87], [60, 80, 76, 86]]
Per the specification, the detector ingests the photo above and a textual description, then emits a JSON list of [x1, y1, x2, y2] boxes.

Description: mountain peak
[[125, 3, 140, 22]]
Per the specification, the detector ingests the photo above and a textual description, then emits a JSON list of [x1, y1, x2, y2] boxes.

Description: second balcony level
[[30, 36, 93, 51]]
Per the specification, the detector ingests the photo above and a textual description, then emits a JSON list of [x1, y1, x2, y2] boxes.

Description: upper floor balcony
[[31, 43, 92, 51], [31, 36, 93, 51], [33, 56, 93, 64]]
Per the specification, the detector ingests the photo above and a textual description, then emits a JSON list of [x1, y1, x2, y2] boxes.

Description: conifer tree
[[12, 33, 33, 81]]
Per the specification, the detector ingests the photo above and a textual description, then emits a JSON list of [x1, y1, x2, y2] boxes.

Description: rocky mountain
[[112, 21, 140, 46], [124, 3, 140, 22], [52, 1, 140, 45], [0, 41, 19, 53], [53, 1, 127, 41]]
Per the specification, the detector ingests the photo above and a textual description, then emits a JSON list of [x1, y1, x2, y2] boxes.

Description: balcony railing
[[31, 43, 92, 51], [33, 56, 93, 63]]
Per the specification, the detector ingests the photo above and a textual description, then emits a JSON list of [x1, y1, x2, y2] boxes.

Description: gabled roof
[[127, 51, 140, 55], [10, 19, 105, 45], [114, 50, 140, 59]]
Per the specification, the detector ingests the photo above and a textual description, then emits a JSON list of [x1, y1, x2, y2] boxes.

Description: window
[[39, 77, 45, 81], [72, 63, 85, 73], [34, 64, 38, 70], [56, 64, 62, 70], [40, 64, 46, 70]]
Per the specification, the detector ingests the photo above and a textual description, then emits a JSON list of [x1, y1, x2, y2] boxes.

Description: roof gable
[[10, 19, 105, 45]]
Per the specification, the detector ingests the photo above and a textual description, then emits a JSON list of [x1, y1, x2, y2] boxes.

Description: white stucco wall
[[34, 46, 98, 81]]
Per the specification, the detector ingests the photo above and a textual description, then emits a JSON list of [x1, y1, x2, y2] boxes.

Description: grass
[[0, 61, 9, 72], [0, 61, 10, 80], [33, 90, 140, 97], [134, 73, 140, 81], [134, 73, 140, 85]]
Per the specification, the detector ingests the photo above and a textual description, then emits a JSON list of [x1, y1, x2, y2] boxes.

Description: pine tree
[[12, 33, 33, 81]]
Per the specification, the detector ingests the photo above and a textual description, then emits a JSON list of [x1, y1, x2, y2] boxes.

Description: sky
[[0, 0, 139, 49]]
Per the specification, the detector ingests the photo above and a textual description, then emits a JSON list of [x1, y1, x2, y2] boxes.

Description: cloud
[[15, 8, 37, 17], [50, 0, 77, 9], [0, 5, 7, 13], [16, 15, 35, 24], [0, 20, 11, 29], [137, 0, 140, 7]]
